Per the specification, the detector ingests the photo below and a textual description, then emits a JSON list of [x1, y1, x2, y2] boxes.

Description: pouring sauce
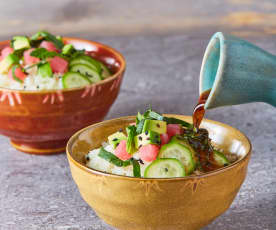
[[192, 89, 211, 130], [189, 89, 221, 172]]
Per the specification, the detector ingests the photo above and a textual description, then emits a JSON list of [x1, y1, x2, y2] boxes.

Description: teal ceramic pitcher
[[200, 32, 276, 109]]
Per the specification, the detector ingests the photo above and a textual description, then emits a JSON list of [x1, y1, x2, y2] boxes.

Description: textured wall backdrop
[[0, 0, 276, 38]]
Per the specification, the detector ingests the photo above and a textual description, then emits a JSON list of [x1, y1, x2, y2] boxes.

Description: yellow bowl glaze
[[66, 115, 251, 230]]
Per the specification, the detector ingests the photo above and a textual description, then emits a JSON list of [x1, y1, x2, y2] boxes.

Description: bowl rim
[[66, 114, 252, 181], [0, 37, 126, 94]]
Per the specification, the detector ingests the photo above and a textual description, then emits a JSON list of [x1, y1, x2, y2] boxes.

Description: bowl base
[[10, 139, 67, 155]]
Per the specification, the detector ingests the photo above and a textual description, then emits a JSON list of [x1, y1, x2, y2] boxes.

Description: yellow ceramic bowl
[[66, 115, 251, 230]]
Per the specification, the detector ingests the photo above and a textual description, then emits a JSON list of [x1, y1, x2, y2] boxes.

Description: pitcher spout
[[200, 32, 276, 109]]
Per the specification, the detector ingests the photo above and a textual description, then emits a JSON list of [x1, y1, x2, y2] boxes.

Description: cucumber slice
[[62, 72, 91, 89], [69, 55, 101, 73], [159, 142, 195, 175], [144, 158, 185, 178], [100, 63, 111, 78], [70, 64, 102, 83], [170, 135, 197, 157], [213, 150, 230, 166]]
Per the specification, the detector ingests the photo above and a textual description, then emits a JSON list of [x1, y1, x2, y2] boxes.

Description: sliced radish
[[8, 66, 27, 82], [167, 124, 182, 138], [114, 140, 132, 161], [160, 133, 170, 146], [40, 41, 59, 52], [1, 46, 14, 59], [139, 144, 160, 162], [24, 48, 40, 65], [49, 56, 68, 74]]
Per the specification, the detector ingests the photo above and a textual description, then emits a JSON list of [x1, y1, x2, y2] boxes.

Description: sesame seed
[[156, 123, 160, 128], [119, 129, 123, 132], [112, 138, 118, 141], [164, 168, 168, 172], [86, 156, 90, 161], [146, 137, 150, 140], [145, 131, 148, 135], [138, 136, 142, 141]]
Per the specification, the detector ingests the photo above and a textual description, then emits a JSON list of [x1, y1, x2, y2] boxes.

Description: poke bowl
[[66, 114, 251, 230], [0, 31, 125, 154]]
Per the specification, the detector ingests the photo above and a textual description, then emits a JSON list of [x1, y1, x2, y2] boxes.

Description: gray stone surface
[[0, 32, 276, 230]]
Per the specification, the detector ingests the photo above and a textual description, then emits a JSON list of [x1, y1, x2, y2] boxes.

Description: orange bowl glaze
[[0, 38, 126, 154], [67, 115, 252, 230]]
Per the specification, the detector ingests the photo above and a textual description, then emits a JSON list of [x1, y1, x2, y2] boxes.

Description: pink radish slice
[[139, 144, 160, 162], [24, 48, 40, 65], [114, 140, 132, 161], [49, 56, 68, 74]]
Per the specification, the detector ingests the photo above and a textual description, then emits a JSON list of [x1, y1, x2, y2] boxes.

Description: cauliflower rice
[[86, 143, 151, 177], [0, 66, 63, 90]]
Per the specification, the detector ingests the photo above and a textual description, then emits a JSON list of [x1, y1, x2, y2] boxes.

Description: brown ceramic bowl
[[67, 115, 251, 230], [0, 38, 125, 154]]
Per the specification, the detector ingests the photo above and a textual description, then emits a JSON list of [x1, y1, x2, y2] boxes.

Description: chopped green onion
[[11, 65, 23, 83], [31, 31, 64, 49], [98, 147, 131, 167], [136, 119, 145, 134], [131, 159, 141, 178], [126, 125, 136, 153], [143, 109, 192, 128], [163, 117, 192, 128]]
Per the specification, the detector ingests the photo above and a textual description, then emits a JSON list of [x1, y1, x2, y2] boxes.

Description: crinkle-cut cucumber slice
[[144, 158, 185, 178]]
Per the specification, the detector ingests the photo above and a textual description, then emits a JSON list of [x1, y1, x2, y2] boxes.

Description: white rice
[[0, 66, 63, 90], [85, 143, 151, 177]]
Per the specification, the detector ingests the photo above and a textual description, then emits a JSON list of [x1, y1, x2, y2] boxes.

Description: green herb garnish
[[136, 119, 145, 134], [30, 48, 67, 60], [97, 148, 141, 177], [11, 65, 23, 83], [98, 147, 131, 167], [131, 159, 141, 178], [31, 31, 64, 49], [126, 125, 136, 153], [13, 48, 28, 59], [143, 109, 192, 128], [163, 117, 192, 128]]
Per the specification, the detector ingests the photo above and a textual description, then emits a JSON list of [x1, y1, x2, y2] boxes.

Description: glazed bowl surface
[[67, 115, 251, 230], [0, 38, 125, 154]]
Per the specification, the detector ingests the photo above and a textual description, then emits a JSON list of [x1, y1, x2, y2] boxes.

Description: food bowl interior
[[0, 37, 125, 86], [64, 38, 124, 76], [67, 115, 251, 177]]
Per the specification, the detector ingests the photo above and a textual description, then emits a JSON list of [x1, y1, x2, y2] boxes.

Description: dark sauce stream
[[189, 89, 221, 172]]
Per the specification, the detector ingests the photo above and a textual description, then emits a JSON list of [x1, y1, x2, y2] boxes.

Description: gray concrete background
[[0, 30, 275, 230], [0, 1, 276, 229]]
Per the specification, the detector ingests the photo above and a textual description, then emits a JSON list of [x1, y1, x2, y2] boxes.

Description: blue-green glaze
[[200, 32, 276, 109]]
